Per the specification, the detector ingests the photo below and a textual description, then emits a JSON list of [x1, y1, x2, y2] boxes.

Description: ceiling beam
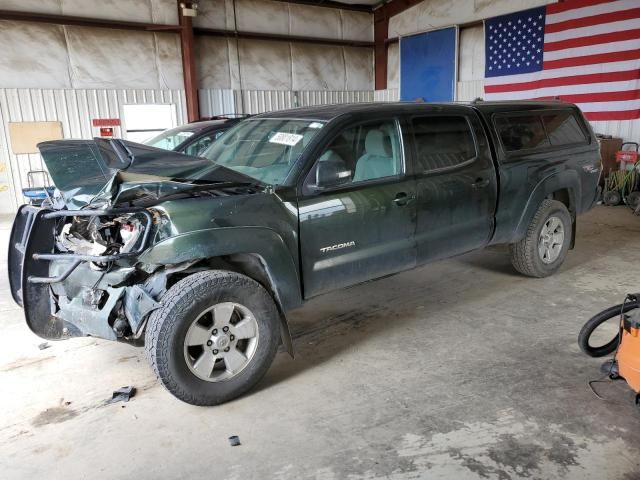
[[0, 9, 181, 32], [0, 9, 373, 48], [379, 0, 424, 18], [194, 27, 374, 47], [269, 0, 376, 13]]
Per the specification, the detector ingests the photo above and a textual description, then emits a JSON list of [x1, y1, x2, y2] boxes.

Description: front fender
[[139, 226, 302, 312], [513, 169, 580, 242]]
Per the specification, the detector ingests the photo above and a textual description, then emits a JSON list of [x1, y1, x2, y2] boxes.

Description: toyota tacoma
[[8, 102, 601, 405]]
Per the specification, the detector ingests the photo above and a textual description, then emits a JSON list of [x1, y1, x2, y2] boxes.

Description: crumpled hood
[[37, 138, 260, 209]]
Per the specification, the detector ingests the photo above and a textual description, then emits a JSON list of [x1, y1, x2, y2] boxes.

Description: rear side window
[[542, 112, 588, 146], [412, 116, 477, 172], [495, 114, 549, 152]]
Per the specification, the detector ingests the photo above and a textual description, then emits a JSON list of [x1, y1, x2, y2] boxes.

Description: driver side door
[[298, 118, 417, 298]]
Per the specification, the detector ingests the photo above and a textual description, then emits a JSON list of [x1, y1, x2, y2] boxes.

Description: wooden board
[[599, 137, 623, 181], [8, 121, 63, 154]]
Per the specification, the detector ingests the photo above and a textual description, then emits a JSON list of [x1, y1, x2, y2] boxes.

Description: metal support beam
[[374, 10, 388, 90], [0, 9, 181, 32], [194, 27, 374, 48], [269, 0, 375, 12], [178, 2, 200, 122]]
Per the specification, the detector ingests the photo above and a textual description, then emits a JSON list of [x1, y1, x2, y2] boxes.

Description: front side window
[[411, 116, 477, 172], [542, 112, 588, 146], [495, 114, 550, 152], [311, 120, 403, 188], [200, 119, 325, 185]]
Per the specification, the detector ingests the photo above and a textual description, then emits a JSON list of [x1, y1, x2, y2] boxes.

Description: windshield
[[144, 128, 198, 151], [199, 118, 325, 184]]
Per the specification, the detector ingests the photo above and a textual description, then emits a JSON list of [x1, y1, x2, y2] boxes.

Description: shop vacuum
[[579, 294, 640, 404]]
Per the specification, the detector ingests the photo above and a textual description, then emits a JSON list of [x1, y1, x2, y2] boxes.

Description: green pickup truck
[[9, 102, 601, 405]]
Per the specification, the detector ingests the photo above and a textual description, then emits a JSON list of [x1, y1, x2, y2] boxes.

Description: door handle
[[393, 192, 415, 206], [472, 177, 490, 189]]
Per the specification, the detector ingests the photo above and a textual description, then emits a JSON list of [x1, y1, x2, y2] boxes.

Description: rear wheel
[[510, 199, 572, 278], [145, 270, 280, 406]]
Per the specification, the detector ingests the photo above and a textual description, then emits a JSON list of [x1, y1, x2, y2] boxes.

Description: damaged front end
[[8, 138, 263, 343], [9, 205, 162, 342]]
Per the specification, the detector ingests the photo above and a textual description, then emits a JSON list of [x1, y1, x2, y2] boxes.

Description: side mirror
[[314, 160, 351, 190]]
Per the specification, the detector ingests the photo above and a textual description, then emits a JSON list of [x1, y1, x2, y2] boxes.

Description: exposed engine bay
[[57, 214, 143, 263], [8, 205, 166, 343]]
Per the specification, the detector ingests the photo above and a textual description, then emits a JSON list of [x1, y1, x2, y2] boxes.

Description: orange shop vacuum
[[579, 293, 640, 404]]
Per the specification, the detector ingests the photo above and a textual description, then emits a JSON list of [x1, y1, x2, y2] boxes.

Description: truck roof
[[254, 100, 576, 120], [252, 100, 579, 121]]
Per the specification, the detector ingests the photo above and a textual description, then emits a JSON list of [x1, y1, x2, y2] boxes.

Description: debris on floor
[[31, 404, 77, 427], [108, 386, 136, 404], [37, 342, 50, 350], [228, 435, 241, 447]]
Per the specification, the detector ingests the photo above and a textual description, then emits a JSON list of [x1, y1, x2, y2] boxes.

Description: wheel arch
[[139, 227, 302, 356], [512, 170, 580, 245]]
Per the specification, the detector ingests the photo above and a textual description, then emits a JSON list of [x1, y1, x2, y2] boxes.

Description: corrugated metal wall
[[374, 89, 399, 102], [456, 81, 484, 102], [0, 88, 187, 213], [590, 121, 640, 143], [199, 89, 237, 117]]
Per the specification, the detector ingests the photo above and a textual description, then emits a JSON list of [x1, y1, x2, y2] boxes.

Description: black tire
[[626, 191, 640, 209], [509, 199, 572, 278], [578, 302, 639, 357], [145, 270, 280, 406], [603, 190, 621, 206]]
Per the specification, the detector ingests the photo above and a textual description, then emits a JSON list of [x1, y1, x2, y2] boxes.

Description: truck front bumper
[[8, 205, 158, 341]]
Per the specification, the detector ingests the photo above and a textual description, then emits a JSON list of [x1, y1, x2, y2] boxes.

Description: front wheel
[[145, 270, 280, 406], [509, 199, 572, 278]]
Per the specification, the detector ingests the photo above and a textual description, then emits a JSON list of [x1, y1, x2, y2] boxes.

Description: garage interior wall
[[195, 0, 374, 91], [382, 0, 640, 143], [0, 0, 374, 92], [0, 0, 375, 213]]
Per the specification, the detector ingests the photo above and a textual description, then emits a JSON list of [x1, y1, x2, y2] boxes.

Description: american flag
[[484, 0, 640, 121]]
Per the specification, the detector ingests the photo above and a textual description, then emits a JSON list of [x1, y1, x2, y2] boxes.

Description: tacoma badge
[[320, 241, 356, 253]]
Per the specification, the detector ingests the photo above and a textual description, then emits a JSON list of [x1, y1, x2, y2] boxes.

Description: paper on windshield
[[269, 132, 303, 146]]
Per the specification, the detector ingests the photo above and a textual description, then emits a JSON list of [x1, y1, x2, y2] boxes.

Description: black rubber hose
[[578, 301, 640, 357]]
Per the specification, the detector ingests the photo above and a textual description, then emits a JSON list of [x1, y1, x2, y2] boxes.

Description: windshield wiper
[[172, 178, 263, 189]]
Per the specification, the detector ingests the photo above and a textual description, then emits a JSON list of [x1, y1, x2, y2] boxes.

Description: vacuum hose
[[578, 299, 640, 357]]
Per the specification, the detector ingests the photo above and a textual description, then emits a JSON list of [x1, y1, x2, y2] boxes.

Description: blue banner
[[400, 27, 456, 102]]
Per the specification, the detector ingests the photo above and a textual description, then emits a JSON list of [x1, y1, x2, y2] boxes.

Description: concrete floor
[[1, 206, 640, 479]]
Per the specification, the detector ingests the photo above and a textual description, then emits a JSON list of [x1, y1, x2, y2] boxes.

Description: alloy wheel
[[538, 216, 565, 264], [183, 302, 259, 382]]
